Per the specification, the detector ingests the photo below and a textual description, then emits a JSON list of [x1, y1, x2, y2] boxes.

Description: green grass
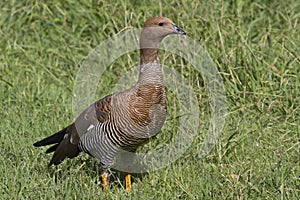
[[1, 0, 299, 199]]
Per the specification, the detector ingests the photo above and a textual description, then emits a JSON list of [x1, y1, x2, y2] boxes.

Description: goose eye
[[158, 22, 164, 26]]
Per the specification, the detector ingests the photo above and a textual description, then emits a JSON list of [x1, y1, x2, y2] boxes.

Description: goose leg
[[101, 172, 109, 191], [125, 172, 131, 191]]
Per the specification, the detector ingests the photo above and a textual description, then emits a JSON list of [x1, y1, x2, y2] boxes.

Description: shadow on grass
[[41, 156, 149, 190]]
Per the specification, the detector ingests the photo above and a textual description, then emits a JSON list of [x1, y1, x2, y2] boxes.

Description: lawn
[[0, 0, 299, 199]]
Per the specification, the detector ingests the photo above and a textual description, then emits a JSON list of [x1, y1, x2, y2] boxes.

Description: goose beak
[[172, 24, 186, 35]]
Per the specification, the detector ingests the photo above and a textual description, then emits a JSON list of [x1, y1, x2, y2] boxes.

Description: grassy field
[[1, 0, 299, 199]]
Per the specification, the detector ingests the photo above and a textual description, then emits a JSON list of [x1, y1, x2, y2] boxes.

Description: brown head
[[142, 17, 186, 41], [140, 17, 186, 64]]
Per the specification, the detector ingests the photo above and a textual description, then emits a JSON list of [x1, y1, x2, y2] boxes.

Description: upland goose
[[34, 16, 186, 191]]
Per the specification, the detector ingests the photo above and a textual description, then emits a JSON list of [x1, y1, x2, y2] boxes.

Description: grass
[[0, 0, 299, 199]]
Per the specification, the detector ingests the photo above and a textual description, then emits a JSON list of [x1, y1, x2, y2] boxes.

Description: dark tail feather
[[48, 138, 80, 166], [34, 123, 80, 166], [33, 127, 68, 147], [45, 144, 59, 154]]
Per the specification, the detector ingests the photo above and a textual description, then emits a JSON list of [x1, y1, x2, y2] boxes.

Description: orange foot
[[101, 173, 109, 191], [125, 172, 131, 191]]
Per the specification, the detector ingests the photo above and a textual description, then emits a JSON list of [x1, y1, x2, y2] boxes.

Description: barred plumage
[[33, 16, 186, 191]]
